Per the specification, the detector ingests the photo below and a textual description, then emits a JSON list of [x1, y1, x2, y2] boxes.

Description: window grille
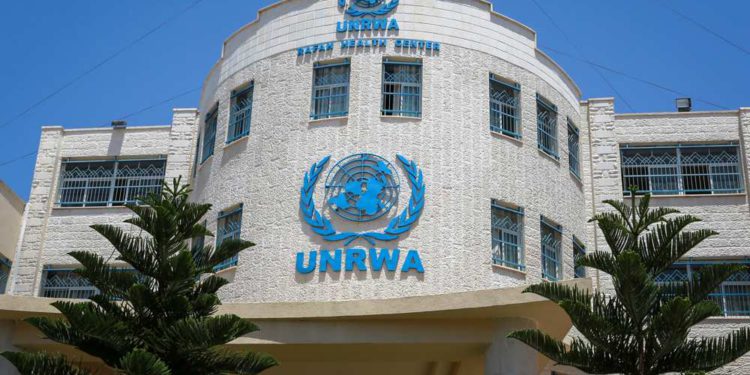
[[568, 119, 581, 178], [58, 159, 166, 207], [228, 84, 253, 143], [537, 94, 559, 159], [657, 261, 750, 317], [489, 74, 521, 138], [214, 206, 242, 272], [311, 60, 350, 120], [541, 217, 562, 281], [0, 255, 10, 294], [621, 144, 744, 195], [201, 106, 217, 163], [41, 269, 99, 299], [491, 202, 524, 271], [382, 59, 422, 117], [573, 238, 586, 278]]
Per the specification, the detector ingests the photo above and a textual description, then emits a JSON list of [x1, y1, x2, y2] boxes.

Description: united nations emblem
[[300, 153, 424, 245], [325, 154, 400, 222], [338, 0, 399, 17]]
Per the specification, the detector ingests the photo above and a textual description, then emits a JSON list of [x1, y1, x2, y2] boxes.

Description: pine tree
[[1, 178, 277, 375], [509, 190, 750, 374]]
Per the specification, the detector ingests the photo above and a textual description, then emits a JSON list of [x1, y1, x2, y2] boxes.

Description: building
[[0, 180, 24, 294], [0, 0, 749, 374]]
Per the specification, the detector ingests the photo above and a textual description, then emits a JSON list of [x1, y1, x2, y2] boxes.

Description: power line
[[540, 45, 731, 110], [530, 0, 636, 112], [0, 151, 37, 168], [658, 1, 750, 58], [0, 0, 206, 130], [118, 86, 201, 120], [0, 86, 202, 169]]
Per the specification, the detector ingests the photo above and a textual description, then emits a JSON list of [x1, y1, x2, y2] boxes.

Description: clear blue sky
[[0, 0, 748, 200]]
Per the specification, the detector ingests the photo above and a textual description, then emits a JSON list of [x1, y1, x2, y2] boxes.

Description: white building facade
[[1, 1, 749, 374]]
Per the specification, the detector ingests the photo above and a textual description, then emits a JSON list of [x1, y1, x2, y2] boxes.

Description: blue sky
[[0, 0, 748, 200]]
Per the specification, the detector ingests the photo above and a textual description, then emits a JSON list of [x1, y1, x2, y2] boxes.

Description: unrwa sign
[[296, 248, 424, 273], [296, 154, 426, 275]]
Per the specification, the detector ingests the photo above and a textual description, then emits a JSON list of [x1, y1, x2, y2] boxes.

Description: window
[[0, 255, 10, 294], [58, 159, 166, 207], [568, 119, 580, 178], [382, 59, 422, 117], [541, 217, 562, 281], [537, 94, 559, 159], [489, 74, 521, 138], [228, 84, 253, 143], [311, 60, 350, 120], [192, 134, 200, 177], [215, 206, 242, 272], [491, 201, 524, 271], [41, 268, 98, 299], [656, 261, 750, 317], [620, 144, 744, 195], [573, 238, 586, 278], [201, 106, 217, 163]]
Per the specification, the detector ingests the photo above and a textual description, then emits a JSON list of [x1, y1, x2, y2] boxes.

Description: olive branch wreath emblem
[[339, 0, 399, 17], [300, 154, 424, 245]]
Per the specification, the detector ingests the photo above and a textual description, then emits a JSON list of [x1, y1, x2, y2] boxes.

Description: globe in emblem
[[325, 153, 400, 222], [354, 0, 385, 8]]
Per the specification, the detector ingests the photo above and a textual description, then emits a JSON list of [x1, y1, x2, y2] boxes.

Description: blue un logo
[[324, 153, 400, 222]]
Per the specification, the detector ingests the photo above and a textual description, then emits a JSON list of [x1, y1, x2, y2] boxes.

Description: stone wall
[[8, 110, 198, 296]]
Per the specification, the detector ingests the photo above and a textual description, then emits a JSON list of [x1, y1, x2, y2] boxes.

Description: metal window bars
[[214, 206, 243, 272], [381, 59, 422, 117], [537, 95, 559, 159], [568, 119, 581, 178], [541, 217, 562, 281], [491, 202, 525, 271], [57, 159, 166, 207], [311, 60, 351, 120], [40, 269, 99, 299], [621, 144, 744, 195], [656, 262, 750, 317], [201, 106, 218, 163], [573, 238, 586, 278], [0, 256, 10, 294], [489, 75, 521, 138], [227, 84, 254, 143]]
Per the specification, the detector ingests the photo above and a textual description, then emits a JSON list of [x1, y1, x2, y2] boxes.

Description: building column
[[738, 108, 750, 207], [583, 98, 618, 294], [165, 108, 199, 182], [9, 127, 64, 296], [484, 317, 544, 375]]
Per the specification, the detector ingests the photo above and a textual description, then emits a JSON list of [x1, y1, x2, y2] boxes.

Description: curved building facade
[[3, 1, 750, 374], [192, 0, 587, 303]]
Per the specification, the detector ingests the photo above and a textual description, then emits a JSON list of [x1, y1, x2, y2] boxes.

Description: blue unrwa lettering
[[296, 248, 424, 273], [336, 18, 399, 32]]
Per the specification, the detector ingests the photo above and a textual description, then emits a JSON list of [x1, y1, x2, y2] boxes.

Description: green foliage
[[1, 352, 92, 375], [508, 189, 750, 374], [1, 178, 277, 375]]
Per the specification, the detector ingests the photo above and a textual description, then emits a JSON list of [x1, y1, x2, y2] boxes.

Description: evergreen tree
[[1, 179, 277, 375], [509, 190, 750, 374]]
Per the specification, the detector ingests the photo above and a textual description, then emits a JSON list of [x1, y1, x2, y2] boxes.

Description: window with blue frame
[[57, 159, 166, 207], [41, 268, 99, 299], [227, 83, 253, 143], [214, 205, 243, 272], [201, 106, 217, 163], [491, 201, 524, 271], [311, 60, 350, 120], [620, 144, 744, 195], [537, 94, 559, 159], [568, 119, 581, 178], [382, 59, 422, 117], [573, 237, 586, 278], [540, 216, 562, 281], [489, 74, 521, 138], [656, 261, 750, 317]]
